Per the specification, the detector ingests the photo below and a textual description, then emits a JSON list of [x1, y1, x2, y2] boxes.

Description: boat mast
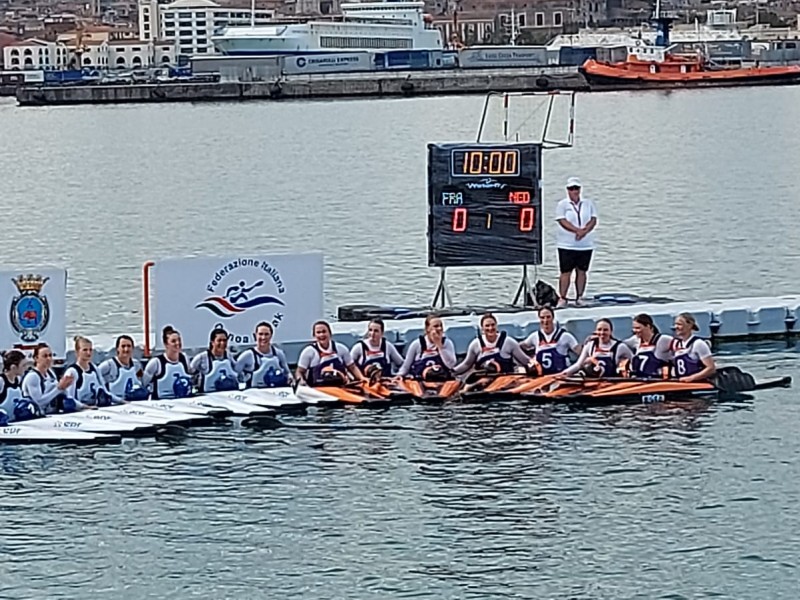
[[510, 5, 517, 45], [653, 0, 673, 48], [250, 0, 255, 28]]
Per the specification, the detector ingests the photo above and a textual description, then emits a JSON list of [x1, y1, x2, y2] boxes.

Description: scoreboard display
[[427, 142, 543, 268]]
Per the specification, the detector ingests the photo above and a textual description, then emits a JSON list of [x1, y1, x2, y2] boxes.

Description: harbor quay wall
[[15, 68, 588, 106]]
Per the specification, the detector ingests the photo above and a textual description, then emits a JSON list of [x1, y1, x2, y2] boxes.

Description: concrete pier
[[16, 67, 587, 106]]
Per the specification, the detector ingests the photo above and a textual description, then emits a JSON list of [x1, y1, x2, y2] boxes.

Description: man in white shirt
[[554, 176, 598, 308]]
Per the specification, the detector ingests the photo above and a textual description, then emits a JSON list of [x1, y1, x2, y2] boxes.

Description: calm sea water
[[1, 86, 800, 333], [1, 88, 799, 599], [1, 347, 798, 600]]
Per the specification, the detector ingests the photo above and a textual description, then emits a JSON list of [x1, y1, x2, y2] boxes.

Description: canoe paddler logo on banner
[[9, 274, 51, 342], [195, 258, 286, 325]]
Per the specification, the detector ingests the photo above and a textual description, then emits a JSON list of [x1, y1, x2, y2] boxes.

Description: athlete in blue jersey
[[622, 313, 674, 378], [672, 312, 716, 382], [142, 326, 195, 399], [0, 351, 27, 425], [236, 322, 293, 389], [296, 320, 365, 386], [350, 318, 404, 378], [99, 335, 148, 401], [453, 313, 530, 375], [521, 306, 582, 375], [564, 318, 633, 378], [62, 336, 115, 408], [21, 343, 74, 415], [190, 327, 241, 393], [397, 314, 458, 381]]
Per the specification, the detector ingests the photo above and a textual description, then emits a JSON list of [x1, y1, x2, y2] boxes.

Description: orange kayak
[[396, 378, 464, 403], [305, 367, 791, 408]]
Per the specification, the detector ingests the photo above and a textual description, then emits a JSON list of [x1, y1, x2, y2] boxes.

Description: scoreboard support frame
[[512, 265, 536, 307], [431, 265, 536, 309], [431, 268, 453, 309], [426, 91, 576, 309]]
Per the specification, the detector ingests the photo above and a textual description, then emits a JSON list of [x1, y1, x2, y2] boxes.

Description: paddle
[[153, 423, 265, 444], [463, 370, 519, 385], [711, 366, 792, 395]]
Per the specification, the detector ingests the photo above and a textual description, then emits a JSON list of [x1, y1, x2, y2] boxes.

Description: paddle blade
[[712, 367, 757, 394], [242, 415, 284, 430]]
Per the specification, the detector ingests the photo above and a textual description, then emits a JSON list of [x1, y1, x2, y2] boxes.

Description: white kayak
[[294, 386, 346, 406], [136, 396, 273, 417], [21, 412, 155, 435], [138, 399, 230, 417], [211, 388, 308, 411], [190, 392, 278, 416], [99, 404, 202, 426], [0, 424, 121, 445]]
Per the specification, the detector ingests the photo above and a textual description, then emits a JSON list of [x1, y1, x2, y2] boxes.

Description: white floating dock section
[[327, 295, 800, 354], [77, 295, 800, 366]]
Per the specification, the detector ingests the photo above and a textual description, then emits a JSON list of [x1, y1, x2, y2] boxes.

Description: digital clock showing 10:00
[[451, 149, 520, 177], [427, 142, 543, 268]]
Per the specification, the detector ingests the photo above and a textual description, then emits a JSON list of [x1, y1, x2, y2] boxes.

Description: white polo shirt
[[555, 196, 599, 250]]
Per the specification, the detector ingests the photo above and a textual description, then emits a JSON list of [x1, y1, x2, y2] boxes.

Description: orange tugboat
[[580, 8, 800, 90]]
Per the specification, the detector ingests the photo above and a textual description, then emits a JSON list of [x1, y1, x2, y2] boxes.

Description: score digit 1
[[519, 207, 535, 232]]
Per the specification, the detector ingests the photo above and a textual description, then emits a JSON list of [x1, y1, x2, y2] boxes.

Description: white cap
[[566, 176, 582, 188]]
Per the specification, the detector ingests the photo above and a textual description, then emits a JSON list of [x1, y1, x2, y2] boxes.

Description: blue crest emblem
[[214, 368, 239, 391], [172, 374, 192, 398], [262, 367, 288, 388], [10, 274, 50, 343]]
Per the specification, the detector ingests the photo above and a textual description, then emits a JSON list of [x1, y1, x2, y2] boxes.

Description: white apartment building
[[107, 40, 177, 68], [3, 39, 70, 70], [138, 0, 276, 58], [4, 37, 177, 70]]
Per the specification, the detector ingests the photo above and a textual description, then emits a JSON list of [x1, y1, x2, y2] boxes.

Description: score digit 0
[[452, 207, 468, 232], [519, 207, 535, 232]]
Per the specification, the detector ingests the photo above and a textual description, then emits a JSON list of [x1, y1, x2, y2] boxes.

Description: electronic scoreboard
[[427, 142, 543, 268]]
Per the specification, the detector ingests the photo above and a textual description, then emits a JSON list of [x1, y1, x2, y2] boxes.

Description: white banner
[[0, 268, 67, 357], [152, 253, 323, 350]]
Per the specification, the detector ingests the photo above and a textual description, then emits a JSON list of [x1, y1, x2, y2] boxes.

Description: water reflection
[[0, 351, 797, 599]]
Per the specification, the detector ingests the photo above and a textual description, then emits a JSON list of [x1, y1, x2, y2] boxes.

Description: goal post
[[475, 91, 576, 149]]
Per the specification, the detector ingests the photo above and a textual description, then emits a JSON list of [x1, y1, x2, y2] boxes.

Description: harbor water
[[1, 87, 800, 332], [1, 87, 800, 598]]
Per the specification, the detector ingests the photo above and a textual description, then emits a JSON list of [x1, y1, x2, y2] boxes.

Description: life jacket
[[107, 358, 149, 401], [66, 363, 111, 406], [152, 354, 193, 399], [672, 336, 705, 378], [0, 374, 22, 424], [475, 332, 515, 374], [247, 348, 289, 388], [533, 328, 569, 375], [355, 338, 392, 378], [308, 341, 347, 387], [21, 369, 62, 414], [410, 336, 451, 381], [585, 338, 622, 378], [199, 351, 239, 393], [629, 334, 669, 378]]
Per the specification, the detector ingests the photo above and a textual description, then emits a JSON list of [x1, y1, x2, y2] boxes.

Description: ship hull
[[580, 60, 800, 90]]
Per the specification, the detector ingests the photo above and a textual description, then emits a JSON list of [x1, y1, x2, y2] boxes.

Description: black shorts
[[558, 248, 593, 273]]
